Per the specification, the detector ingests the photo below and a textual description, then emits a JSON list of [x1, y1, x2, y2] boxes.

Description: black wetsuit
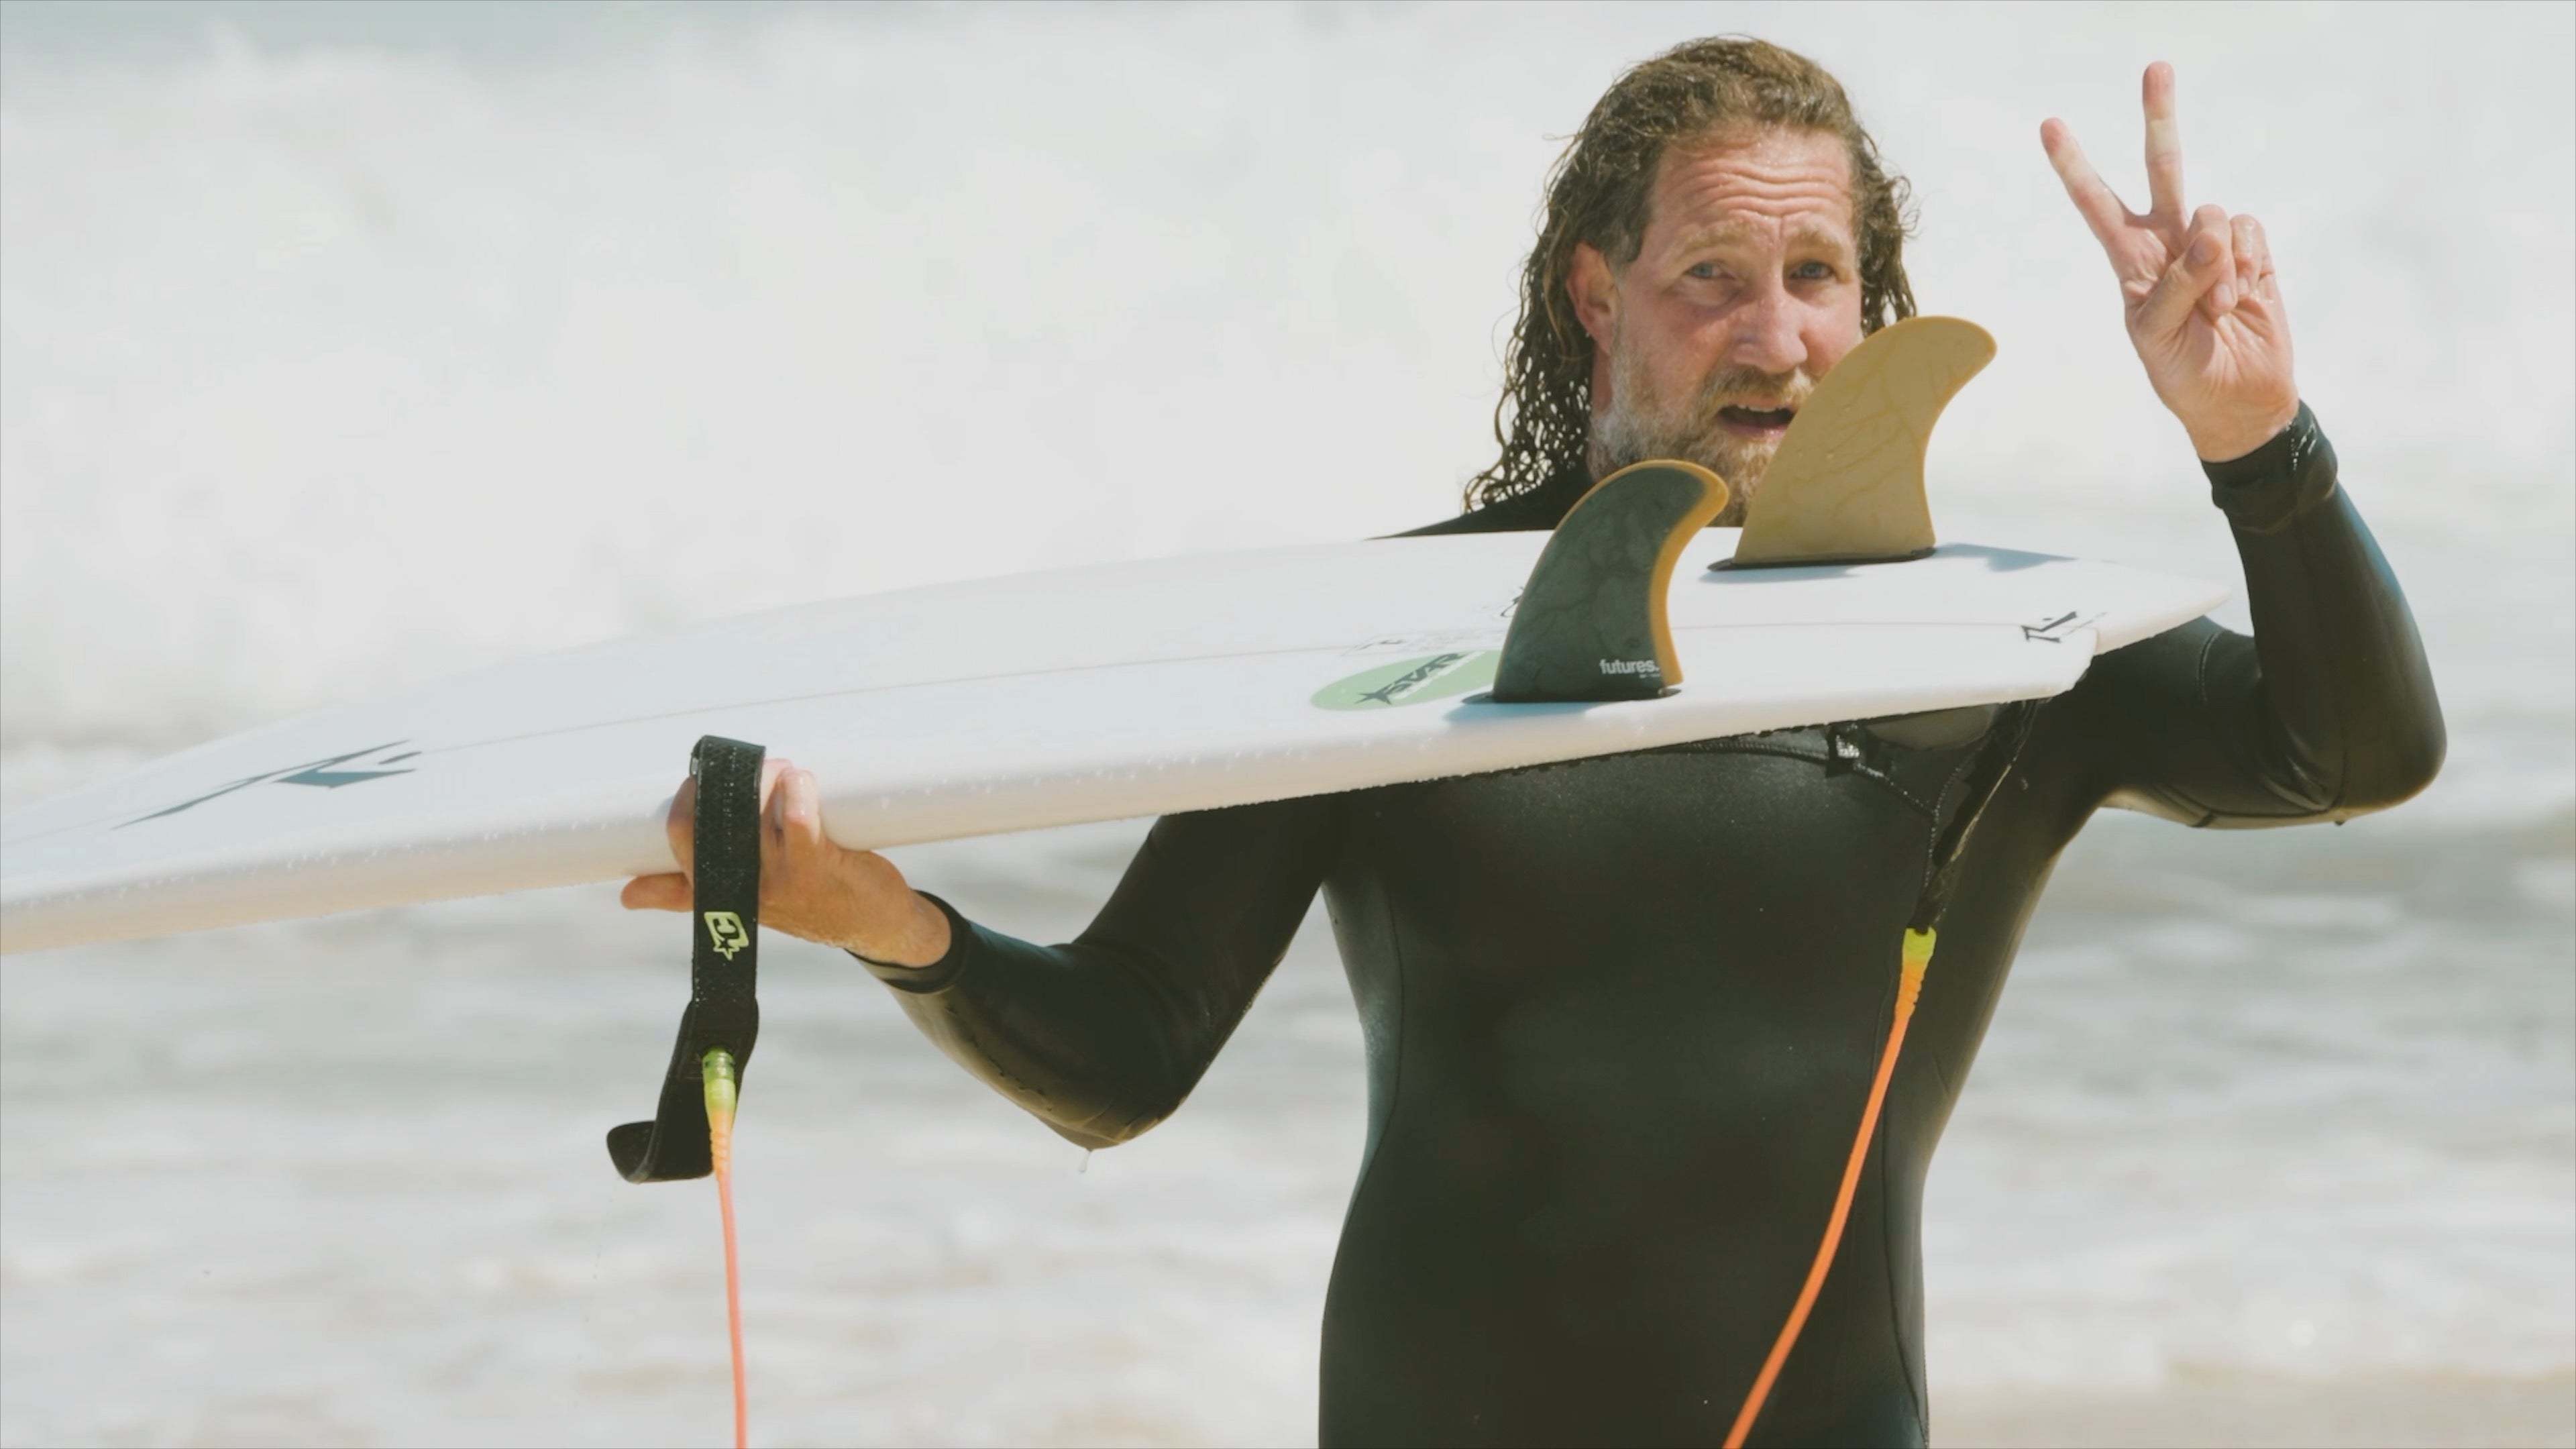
[[859, 407, 2442, 1447]]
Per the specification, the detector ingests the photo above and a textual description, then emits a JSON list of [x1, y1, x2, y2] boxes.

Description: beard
[[1588, 345, 1815, 527]]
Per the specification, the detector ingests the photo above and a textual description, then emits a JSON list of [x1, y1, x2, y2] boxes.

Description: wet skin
[[1566, 127, 1864, 457]]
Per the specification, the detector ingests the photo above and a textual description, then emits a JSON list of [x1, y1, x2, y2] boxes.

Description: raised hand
[[621, 757, 953, 967], [2042, 62, 2300, 462]]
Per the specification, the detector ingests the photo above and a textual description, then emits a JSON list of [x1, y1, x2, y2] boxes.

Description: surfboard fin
[[608, 735, 765, 1183], [1719, 315, 1995, 570], [1490, 460, 1728, 702]]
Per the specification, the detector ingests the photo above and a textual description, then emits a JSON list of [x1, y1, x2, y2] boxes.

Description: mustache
[[1686, 365, 1816, 426], [1589, 352, 1820, 496]]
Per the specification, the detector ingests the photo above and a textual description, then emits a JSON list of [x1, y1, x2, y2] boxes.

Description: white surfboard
[[0, 318, 2233, 955], [0, 529, 2224, 955]]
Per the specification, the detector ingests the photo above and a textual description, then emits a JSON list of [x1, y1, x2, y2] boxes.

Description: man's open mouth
[[1718, 405, 1797, 432]]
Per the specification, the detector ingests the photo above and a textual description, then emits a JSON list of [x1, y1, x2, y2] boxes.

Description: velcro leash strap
[[607, 735, 765, 1183]]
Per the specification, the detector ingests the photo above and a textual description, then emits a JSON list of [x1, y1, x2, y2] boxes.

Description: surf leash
[[704, 1046, 749, 1449], [1723, 702, 2040, 1449], [607, 734, 765, 1449]]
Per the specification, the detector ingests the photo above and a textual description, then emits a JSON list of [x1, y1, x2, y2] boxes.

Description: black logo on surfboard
[[121, 741, 421, 827], [2020, 611, 2101, 643]]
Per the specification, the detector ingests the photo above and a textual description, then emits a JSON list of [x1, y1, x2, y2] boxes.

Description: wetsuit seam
[[1883, 725, 2023, 1444], [1342, 880, 1407, 1236], [1847, 757, 1941, 820], [1674, 737, 1939, 820], [2186, 564, 2346, 823], [2290, 517, 2353, 814], [1921, 749, 1982, 898], [2192, 627, 2222, 718], [1877, 1104, 1927, 1442], [1871, 818, 1932, 1441], [1827, 925, 1919, 1445], [2151, 631, 2237, 827]]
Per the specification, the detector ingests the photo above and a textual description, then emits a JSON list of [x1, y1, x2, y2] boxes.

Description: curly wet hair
[[1464, 37, 1918, 511]]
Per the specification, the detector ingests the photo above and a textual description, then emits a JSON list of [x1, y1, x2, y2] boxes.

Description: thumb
[[2137, 209, 2232, 337], [621, 872, 691, 912]]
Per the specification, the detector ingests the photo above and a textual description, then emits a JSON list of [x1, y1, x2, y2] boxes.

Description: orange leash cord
[[1722, 927, 1936, 1449], [704, 1049, 749, 1449]]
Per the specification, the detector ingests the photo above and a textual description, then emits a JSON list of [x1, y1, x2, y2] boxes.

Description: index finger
[[2142, 61, 2184, 225], [661, 756, 792, 869], [2041, 118, 2134, 257], [663, 774, 696, 875]]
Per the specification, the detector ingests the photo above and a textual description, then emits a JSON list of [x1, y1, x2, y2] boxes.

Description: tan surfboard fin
[[1719, 315, 1995, 569]]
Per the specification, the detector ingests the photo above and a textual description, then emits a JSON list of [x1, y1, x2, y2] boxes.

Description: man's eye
[[1791, 261, 1835, 282], [1686, 262, 1722, 280]]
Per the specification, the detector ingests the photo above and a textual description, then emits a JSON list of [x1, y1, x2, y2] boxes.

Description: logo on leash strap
[[702, 911, 751, 959]]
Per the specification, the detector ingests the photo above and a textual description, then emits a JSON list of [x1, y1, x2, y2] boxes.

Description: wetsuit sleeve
[[2074, 404, 2445, 825], [853, 794, 1344, 1149]]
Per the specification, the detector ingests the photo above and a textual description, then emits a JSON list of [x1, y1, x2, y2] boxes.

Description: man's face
[[1569, 127, 1868, 523]]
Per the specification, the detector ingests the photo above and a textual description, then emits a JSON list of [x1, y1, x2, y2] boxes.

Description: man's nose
[[1726, 284, 1809, 375]]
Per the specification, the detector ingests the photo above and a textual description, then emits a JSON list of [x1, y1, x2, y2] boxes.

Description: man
[[623, 39, 2441, 1447]]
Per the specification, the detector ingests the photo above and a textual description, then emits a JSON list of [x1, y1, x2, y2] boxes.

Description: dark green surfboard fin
[[1489, 460, 1729, 703], [607, 735, 765, 1183]]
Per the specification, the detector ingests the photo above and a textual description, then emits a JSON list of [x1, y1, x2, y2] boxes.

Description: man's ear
[[1567, 242, 1618, 356]]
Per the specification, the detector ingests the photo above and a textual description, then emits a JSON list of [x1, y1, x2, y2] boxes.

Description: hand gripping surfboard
[[0, 317, 2229, 955]]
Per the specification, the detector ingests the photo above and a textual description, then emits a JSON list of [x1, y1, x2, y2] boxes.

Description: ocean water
[[1, 3, 2569, 1445]]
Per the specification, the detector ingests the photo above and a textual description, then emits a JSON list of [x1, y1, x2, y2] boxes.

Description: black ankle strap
[[607, 735, 765, 1182]]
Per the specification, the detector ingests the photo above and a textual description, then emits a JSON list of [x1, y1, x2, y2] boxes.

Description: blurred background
[[1, 2, 2568, 1445]]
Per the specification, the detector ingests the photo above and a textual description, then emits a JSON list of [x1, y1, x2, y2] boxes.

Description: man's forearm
[[2206, 405, 2445, 818], [859, 901, 1226, 1150], [854, 796, 1343, 1149]]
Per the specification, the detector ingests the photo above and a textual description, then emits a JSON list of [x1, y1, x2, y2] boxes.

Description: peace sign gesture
[[2043, 62, 2300, 462]]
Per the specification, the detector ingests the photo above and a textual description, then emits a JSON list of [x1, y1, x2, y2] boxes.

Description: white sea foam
[[1, 4, 2569, 1445]]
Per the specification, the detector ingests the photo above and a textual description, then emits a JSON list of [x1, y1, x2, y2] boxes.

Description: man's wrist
[[2202, 401, 2333, 534], [2187, 396, 2303, 464], [847, 892, 954, 970], [851, 892, 969, 994]]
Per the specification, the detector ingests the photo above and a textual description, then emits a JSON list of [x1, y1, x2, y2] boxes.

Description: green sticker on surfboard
[[1311, 650, 1499, 710]]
